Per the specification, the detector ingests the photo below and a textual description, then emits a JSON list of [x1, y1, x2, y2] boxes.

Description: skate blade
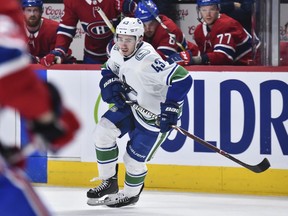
[[87, 196, 115, 206]]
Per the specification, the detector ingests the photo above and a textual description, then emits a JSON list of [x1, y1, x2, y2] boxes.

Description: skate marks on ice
[[35, 186, 288, 216]]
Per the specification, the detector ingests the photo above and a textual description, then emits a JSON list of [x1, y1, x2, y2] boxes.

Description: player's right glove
[[159, 101, 179, 133], [40, 49, 65, 67], [28, 83, 80, 152], [29, 54, 40, 64], [167, 50, 194, 66], [100, 76, 126, 108]]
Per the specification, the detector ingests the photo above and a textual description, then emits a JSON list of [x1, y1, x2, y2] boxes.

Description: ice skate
[[87, 164, 119, 206], [105, 184, 144, 208]]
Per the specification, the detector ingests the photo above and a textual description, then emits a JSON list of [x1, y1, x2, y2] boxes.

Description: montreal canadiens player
[[86, 17, 192, 207], [0, 0, 80, 215], [168, 0, 260, 66], [40, 0, 137, 66], [134, 0, 200, 61], [22, 0, 58, 63]]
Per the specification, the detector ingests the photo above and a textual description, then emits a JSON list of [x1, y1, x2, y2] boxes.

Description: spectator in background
[[168, 0, 260, 66], [22, 0, 58, 63], [0, 0, 80, 215], [134, 0, 199, 61], [22, 0, 76, 64], [40, 0, 137, 66], [220, 0, 254, 34]]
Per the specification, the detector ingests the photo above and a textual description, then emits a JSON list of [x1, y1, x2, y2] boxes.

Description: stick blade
[[248, 158, 270, 173]]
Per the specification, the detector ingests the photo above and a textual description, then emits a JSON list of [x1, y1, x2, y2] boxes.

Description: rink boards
[[1, 65, 287, 196]]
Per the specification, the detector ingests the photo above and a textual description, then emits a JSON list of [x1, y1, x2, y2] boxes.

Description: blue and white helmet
[[134, 0, 159, 23], [22, 0, 43, 8], [197, 0, 220, 7]]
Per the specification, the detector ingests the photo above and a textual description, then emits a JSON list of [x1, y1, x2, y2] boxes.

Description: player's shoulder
[[109, 44, 124, 62], [194, 23, 203, 39], [194, 23, 202, 33], [63, 0, 82, 7], [215, 14, 242, 31], [135, 42, 160, 62], [160, 15, 180, 33], [42, 17, 59, 26], [41, 18, 59, 32], [1, 1, 24, 30]]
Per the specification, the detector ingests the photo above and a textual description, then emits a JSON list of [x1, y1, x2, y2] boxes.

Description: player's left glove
[[40, 49, 65, 67], [159, 102, 179, 133], [167, 50, 194, 66]]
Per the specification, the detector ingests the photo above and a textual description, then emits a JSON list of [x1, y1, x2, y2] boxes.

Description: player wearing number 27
[[86, 17, 192, 207], [168, 0, 260, 66]]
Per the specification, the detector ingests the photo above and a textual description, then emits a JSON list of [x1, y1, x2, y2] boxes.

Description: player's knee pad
[[123, 151, 147, 175], [93, 117, 121, 148]]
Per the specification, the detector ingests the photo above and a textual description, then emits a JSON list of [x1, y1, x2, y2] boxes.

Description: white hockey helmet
[[115, 17, 144, 57], [116, 17, 144, 42]]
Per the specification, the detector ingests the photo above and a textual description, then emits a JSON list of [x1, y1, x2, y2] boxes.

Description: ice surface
[[35, 186, 288, 216]]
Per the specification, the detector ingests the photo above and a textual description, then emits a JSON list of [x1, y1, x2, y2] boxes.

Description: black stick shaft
[[126, 100, 270, 173]]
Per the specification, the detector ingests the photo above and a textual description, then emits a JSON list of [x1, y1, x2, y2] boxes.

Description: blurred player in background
[[0, 0, 80, 215], [40, 0, 137, 66], [86, 17, 192, 207], [168, 0, 260, 66], [134, 0, 199, 61]]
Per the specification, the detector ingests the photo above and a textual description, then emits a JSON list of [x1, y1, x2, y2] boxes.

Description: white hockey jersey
[[103, 41, 192, 131]]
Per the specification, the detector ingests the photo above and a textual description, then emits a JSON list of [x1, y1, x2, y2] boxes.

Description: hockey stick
[[96, 6, 116, 33], [140, 0, 185, 51], [124, 99, 270, 173]]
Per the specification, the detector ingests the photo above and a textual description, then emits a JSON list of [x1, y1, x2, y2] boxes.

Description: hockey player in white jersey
[[87, 17, 192, 207]]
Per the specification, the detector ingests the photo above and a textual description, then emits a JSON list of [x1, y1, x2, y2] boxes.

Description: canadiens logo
[[86, 21, 113, 39]]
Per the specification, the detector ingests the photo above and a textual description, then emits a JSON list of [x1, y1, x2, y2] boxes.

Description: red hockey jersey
[[56, 0, 132, 63], [26, 17, 58, 59], [144, 15, 199, 60], [194, 13, 260, 65], [0, 0, 51, 118]]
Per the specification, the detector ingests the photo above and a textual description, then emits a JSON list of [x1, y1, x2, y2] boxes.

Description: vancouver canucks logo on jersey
[[135, 49, 150, 61], [84, 21, 113, 39]]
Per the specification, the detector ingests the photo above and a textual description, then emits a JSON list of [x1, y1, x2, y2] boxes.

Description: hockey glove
[[29, 54, 40, 64], [100, 76, 126, 109], [167, 50, 194, 66], [159, 102, 179, 133], [40, 49, 65, 67], [28, 83, 80, 152]]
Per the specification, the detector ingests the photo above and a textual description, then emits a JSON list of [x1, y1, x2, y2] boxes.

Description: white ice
[[35, 186, 288, 216]]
